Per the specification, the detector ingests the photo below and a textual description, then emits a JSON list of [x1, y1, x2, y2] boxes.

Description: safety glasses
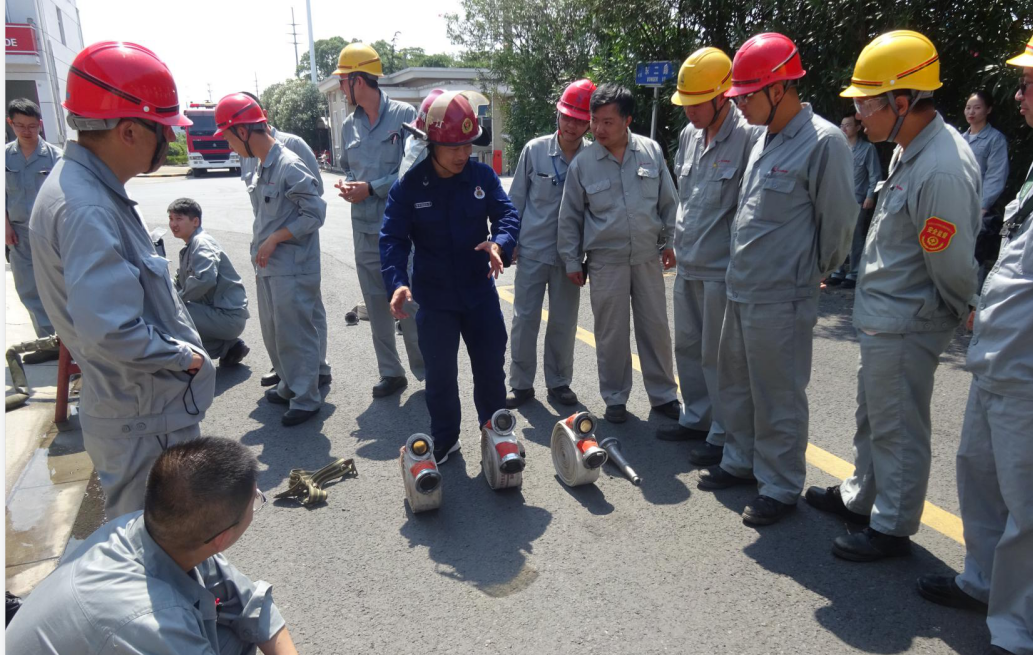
[[853, 95, 889, 119], [1019, 79, 1030, 96], [732, 88, 765, 106]]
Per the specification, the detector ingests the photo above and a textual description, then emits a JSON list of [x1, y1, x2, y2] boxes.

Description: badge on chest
[[474, 186, 485, 200]]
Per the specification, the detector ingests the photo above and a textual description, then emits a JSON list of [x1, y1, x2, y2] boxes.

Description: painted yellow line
[[495, 284, 965, 545]]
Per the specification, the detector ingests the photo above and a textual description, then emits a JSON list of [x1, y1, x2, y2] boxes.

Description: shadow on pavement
[[399, 457, 552, 598], [351, 390, 428, 461], [590, 413, 692, 506], [242, 400, 336, 492], [214, 363, 253, 397]]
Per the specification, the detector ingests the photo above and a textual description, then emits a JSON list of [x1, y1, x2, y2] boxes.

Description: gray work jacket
[[176, 227, 249, 314], [339, 91, 416, 234], [6, 138, 62, 223], [509, 132, 588, 266], [962, 124, 1009, 211], [967, 163, 1033, 400], [853, 113, 981, 333], [242, 127, 323, 206], [672, 106, 762, 281], [251, 142, 326, 277], [5, 512, 286, 654], [726, 104, 856, 303], [28, 141, 215, 436], [851, 138, 881, 204], [557, 131, 678, 274]]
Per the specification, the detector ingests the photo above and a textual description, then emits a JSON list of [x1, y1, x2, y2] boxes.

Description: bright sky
[[76, 0, 463, 106]]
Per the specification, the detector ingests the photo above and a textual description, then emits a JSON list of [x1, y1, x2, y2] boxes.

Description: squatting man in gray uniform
[[168, 197, 250, 366], [29, 41, 216, 518], [558, 83, 681, 424], [216, 92, 327, 427], [6, 438, 299, 655]]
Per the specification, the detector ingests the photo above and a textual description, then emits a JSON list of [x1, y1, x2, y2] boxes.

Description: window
[[56, 9, 66, 45]]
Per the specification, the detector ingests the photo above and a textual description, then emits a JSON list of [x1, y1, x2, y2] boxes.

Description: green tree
[[260, 78, 327, 147], [296, 36, 349, 81]]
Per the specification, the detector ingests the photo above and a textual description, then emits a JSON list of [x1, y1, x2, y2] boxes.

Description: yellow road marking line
[[495, 284, 965, 545]]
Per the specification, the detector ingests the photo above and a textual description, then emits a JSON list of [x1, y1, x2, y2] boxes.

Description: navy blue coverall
[[380, 156, 520, 453]]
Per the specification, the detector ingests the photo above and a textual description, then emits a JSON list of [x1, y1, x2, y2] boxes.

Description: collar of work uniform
[[62, 140, 135, 207], [548, 132, 588, 159], [187, 226, 205, 245], [355, 90, 390, 132], [898, 111, 946, 164], [963, 124, 996, 143], [427, 156, 475, 185], [261, 141, 284, 171], [710, 103, 743, 147], [761, 103, 812, 152], [125, 513, 218, 621], [593, 129, 640, 161], [7, 137, 47, 164]]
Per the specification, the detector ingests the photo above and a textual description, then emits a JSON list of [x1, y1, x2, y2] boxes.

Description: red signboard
[[6, 24, 39, 55]]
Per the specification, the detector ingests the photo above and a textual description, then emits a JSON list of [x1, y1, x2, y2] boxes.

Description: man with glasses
[[916, 36, 1033, 655], [334, 42, 425, 399], [806, 31, 980, 561], [28, 42, 216, 517], [6, 98, 62, 361], [697, 33, 855, 526], [6, 437, 298, 655]]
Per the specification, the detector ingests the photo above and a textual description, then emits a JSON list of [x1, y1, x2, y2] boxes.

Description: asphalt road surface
[[126, 169, 987, 655]]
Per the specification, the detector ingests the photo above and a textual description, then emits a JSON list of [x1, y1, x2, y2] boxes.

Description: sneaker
[[372, 376, 407, 398], [651, 400, 681, 420], [505, 387, 535, 408], [655, 424, 708, 441], [697, 466, 756, 490], [219, 339, 250, 366], [434, 440, 462, 465], [916, 575, 988, 613], [805, 485, 870, 525], [742, 495, 797, 525], [604, 404, 627, 423], [832, 527, 911, 562], [546, 385, 578, 406], [688, 441, 724, 467]]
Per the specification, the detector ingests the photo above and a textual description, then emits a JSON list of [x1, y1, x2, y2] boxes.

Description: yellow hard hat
[[1006, 34, 1033, 67], [841, 30, 942, 98], [334, 42, 383, 77], [671, 47, 733, 106]]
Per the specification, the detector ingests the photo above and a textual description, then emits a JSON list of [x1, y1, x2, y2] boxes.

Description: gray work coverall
[[955, 164, 1033, 655], [175, 227, 250, 360], [719, 105, 855, 505], [962, 124, 1009, 212], [6, 512, 286, 654], [672, 107, 761, 444], [508, 132, 586, 391], [340, 91, 425, 381], [243, 127, 331, 378], [252, 143, 327, 412], [840, 114, 981, 536], [558, 131, 679, 408], [29, 141, 216, 516], [6, 137, 61, 337]]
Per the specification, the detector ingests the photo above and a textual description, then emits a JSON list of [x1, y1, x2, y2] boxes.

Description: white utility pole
[[306, 0, 318, 83]]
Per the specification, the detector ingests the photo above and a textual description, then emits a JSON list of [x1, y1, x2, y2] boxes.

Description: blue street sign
[[635, 61, 676, 86]]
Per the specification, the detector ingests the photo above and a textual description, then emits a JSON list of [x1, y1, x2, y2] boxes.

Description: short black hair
[[144, 438, 258, 550], [590, 83, 634, 119], [968, 89, 993, 112], [842, 110, 859, 123], [240, 91, 263, 110], [167, 197, 202, 226], [8, 98, 42, 121], [349, 71, 379, 90]]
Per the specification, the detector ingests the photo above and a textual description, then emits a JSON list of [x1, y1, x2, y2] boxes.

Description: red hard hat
[[213, 93, 267, 136], [726, 33, 806, 97], [414, 88, 447, 132], [425, 90, 488, 146], [556, 79, 596, 121], [64, 41, 191, 127]]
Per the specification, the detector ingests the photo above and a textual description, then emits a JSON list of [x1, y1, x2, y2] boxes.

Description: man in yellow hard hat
[[806, 31, 981, 561], [655, 48, 762, 470], [334, 42, 425, 398], [917, 35, 1033, 655]]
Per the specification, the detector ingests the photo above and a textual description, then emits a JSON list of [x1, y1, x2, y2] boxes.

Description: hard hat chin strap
[[132, 119, 168, 175], [705, 97, 725, 130], [886, 90, 931, 143], [763, 81, 793, 126]]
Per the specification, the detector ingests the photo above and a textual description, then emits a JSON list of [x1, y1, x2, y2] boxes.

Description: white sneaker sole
[[435, 440, 462, 464]]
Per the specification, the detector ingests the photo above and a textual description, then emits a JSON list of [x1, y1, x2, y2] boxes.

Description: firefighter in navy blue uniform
[[380, 91, 520, 464]]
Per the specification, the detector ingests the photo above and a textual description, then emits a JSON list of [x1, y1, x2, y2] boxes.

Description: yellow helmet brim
[[671, 88, 724, 106], [1006, 54, 1033, 67]]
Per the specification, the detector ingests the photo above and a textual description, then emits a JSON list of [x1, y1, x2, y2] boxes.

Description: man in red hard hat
[[27, 41, 216, 517], [505, 79, 596, 409], [696, 33, 856, 526]]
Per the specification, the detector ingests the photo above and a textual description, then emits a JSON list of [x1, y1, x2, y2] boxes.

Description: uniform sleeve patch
[[919, 217, 956, 253]]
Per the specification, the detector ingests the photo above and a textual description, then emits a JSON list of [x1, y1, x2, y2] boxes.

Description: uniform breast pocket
[[530, 173, 556, 205], [35, 170, 50, 192], [260, 185, 281, 212], [139, 253, 177, 320], [879, 190, 911, 240], [704, 164, 737, 207], [585, 179, 615, 213], [6, 169, 20, 192], [756, 175, 796, 221], [677, 163, 692, 200], [380, 134, 402, 168], [637, 166, 660, 201]]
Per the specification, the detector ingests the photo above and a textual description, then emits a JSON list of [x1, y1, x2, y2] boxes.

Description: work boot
[[547, 386, 578, 406], [655, 424, 708, 441], [697, 466, 756, 490], [916, 575, 988, 613], [372, 376, 407, 398], [265, 388, 289, 405], [742, 495, 797, 526], [282, 408, 319, 427], [651, 400, 681, 420], [434, 440, 462, 465], [219, 339, 250, 367], [688, 441, 724, 467], [506, 387, 535, 408], [604, 404, 627, 423], [805, 485, 870, 525], [319, 373, 333, 386], [22, 347, 60, 364], [832, 527, 911, 562], [260, 369, 280, 387]]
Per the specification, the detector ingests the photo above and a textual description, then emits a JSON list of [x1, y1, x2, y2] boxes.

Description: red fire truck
[[184, 102, 239, 175]]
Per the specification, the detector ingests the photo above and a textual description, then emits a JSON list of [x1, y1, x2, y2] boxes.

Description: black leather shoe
[[372, 376, 407, 398], [743, 495, 797, 525], [833, 527, 911, 562], [260, 369, 280, 387], [688, 441, 724, 467], [916, 575, 988, 613], [604, 404, 627, 423], [282, 408, 319, 426], [506, 387, 535, 408], [805, 485, 870, 525], [22, 347, 60, 364], [319, 373, 333, 386], [697, 466, 756, 490], [651, 400, 681, 420], [265, 388, 289, 405], [824, 276, 844, 287], [655, 424, 708, 441], [547, 386, 578, 406], [840, 278, 856, 289], [990, 646, 1016, 654], [219, 339, 250, 366]]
